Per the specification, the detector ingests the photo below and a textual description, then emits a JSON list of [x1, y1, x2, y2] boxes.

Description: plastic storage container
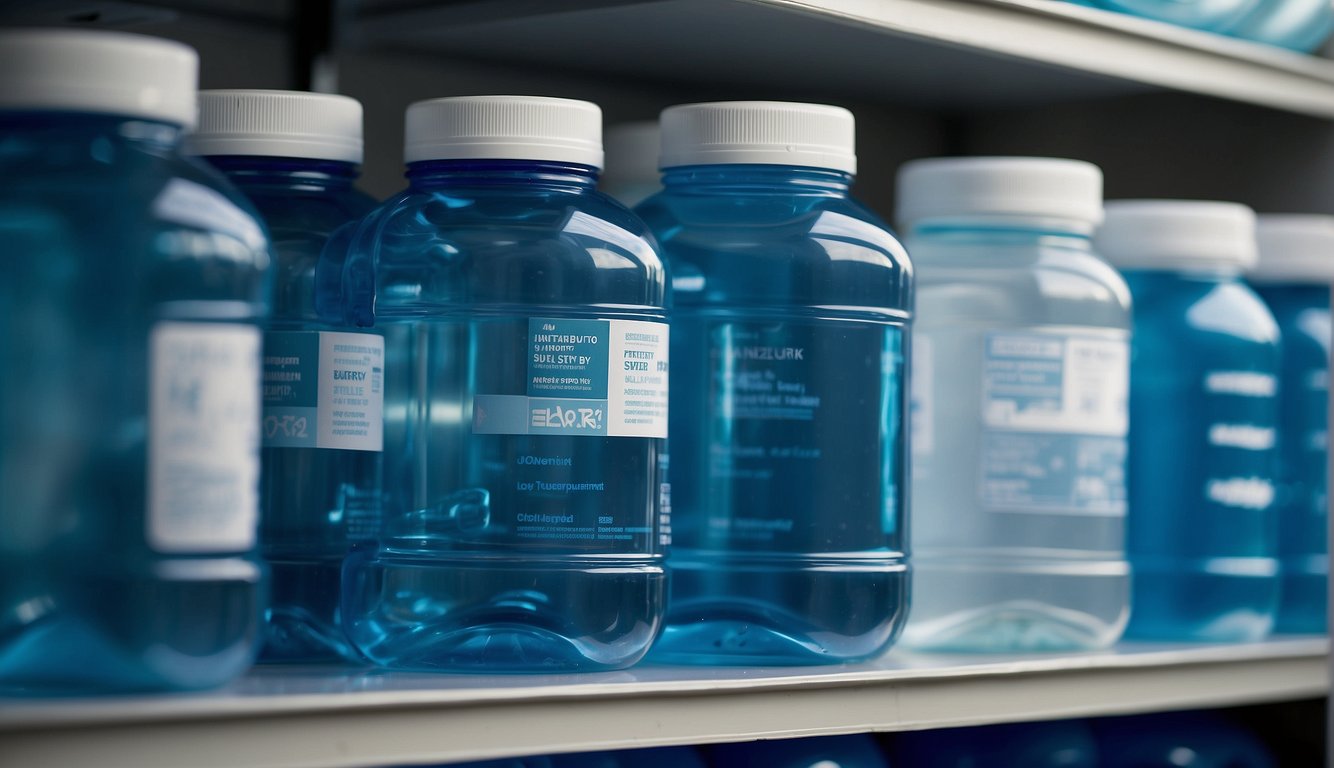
[[892, 720, 1098, 767], [898, 157, 1132, 653], [1094, 711, 1276, 768], [187, 90, 379, 663], [708, 735, 890, 768], [1227, 0, 1334, 51], [601, 121, 662, 208], [1247, 214, 1333, 635], [338, 96, 668, 672], [637, 101, 913, 665], [1098, 200, 1280, 643], [0, 30, 271, 693]]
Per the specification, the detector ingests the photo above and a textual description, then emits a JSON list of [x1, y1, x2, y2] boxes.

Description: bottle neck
[[406, 159, 600, 192], [660, 164, 852, 196], [910, 221, 1094, 251], [203, 155, 359, 193], [0, 111, 183, 152]]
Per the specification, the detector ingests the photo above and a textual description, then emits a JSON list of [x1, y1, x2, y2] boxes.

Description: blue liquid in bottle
[[1099, 201, 1280, 642], [1094, 711, 1276, 768], [898, 158, 1131, 653], [709, 735, 890, 768], [1248, 215, 1333, 635], [1227, 0, 1334, 51], [0, 30, 271, 694], [339, 96, 668, 672], [189, 90, 380, 663], [637, 101, 912, 665], [892, 720, 1098, 767]]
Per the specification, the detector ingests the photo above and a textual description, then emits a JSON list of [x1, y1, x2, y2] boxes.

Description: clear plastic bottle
[[892, 720, 1098, 767], [708, 735, 891, 768], [1098, 201, 1280, 643], [898, 158, 1132, 653], [338, 96, 668, 672], [1246, 215, 1333, 635], [1227, 0, 1334, 51], [0, 30, 271, 693], [1083, 0, 1263, 31], [187, 90, 380, 663], [1094, 711, 1276, 768], [637, 101, 913, 665]]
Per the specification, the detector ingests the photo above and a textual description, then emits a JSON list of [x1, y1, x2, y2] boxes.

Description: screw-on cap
[[404, 95, 603, 168], [1097, 200, 1257, 272], [896, 157, 1103, 232], [0, 29, 197, 127], [1249, 214, 1334, 284], [659, 101, 856, 174], [185, 90, 363, 163]]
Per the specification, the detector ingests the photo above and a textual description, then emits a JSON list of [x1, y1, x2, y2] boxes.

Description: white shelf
[[350, 0, 1334, 118], [1, 638, 1325, 768]]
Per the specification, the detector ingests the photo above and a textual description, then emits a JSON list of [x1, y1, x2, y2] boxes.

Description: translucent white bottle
[[899, 158, 1132, 652]]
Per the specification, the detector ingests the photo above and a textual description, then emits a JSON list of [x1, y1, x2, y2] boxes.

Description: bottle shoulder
[[359, 186, 666, 310], [1127, 273, 1280, 347], [637, 191, 911, 311]]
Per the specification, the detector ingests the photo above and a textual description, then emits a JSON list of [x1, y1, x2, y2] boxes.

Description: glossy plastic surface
[[904, 226, 1132, 653], [893, 720, 1098, 767], [0, 113, 271, 693], [1123, 270, 1280, 642], [1227, 0, 1334, 51], [203, 156, 378, 663], [1254, 283, 1328, 634], [637, 165, 912, 665], [708, 734, 890, 768], [1094, 711, 1277, 767], [339, 160, 667, 672]]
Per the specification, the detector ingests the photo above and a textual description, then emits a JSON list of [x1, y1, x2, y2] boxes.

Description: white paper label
[[262, 330, 384, 451], [148, 322, 261, 552]]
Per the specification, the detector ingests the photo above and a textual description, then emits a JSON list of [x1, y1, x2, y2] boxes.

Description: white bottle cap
[[659, 101, 856, 174], [896, 157, 1103, 233], [0, 29, 197, 128], [1097, 200, 1257, 272], [185, 90, 363, 164], [1249, 214, 1334, 284], [404, 95, 603, 168]]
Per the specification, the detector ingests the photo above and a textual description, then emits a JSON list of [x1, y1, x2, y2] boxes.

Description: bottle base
[[899, 557, 1129, 653], [258, 557, 359, 664], [343, 553, 664, 673], [0, 556, 262, 695], [650, 552, 908, 665], [1274, 557, 1328, 635], [1125, 557, 1278, 643]]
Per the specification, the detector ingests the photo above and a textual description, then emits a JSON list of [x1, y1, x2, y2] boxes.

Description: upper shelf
[[353, 0, 1334, 118], [2, 638, 1326, 768]]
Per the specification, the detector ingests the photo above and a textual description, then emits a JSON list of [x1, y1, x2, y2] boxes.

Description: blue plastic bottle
[[897, 158, 1132, 652], [0, 30, 271, 693], [637, 101, 912, 664], [892, 720, 1098, 767], [550, 747, 707, 767], [708, 735, 890, 768], [1098, 201, 1280, 642], [338, 96, 668, 672], [1081, 0, 1262, 31], [186, 90, 379, 663], [1227, 0, 1334, 51], [1094, 711, 1276, 767], [1247, 215, 1333, 635]]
